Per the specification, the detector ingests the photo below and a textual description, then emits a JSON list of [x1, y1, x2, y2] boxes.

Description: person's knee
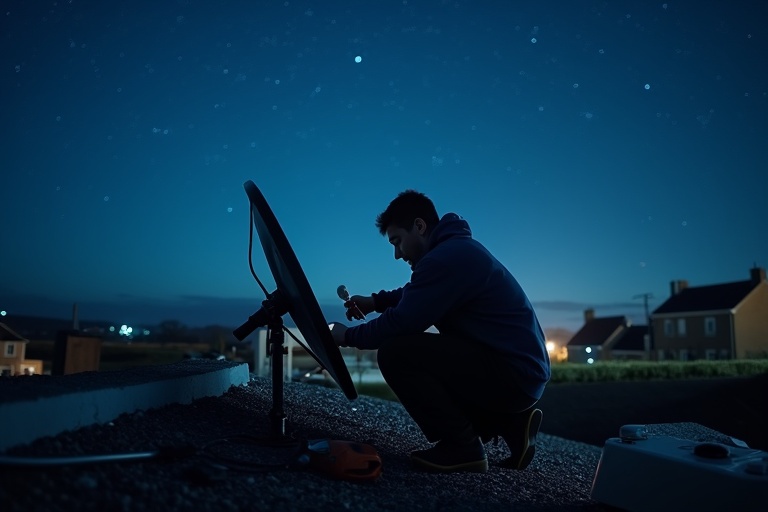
[[376, 336, 410, 372], [376, 338, 397, 372]]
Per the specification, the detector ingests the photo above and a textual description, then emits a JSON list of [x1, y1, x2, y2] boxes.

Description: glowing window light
[[546, 341, 556, 353]]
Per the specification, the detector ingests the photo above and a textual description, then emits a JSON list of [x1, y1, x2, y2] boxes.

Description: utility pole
[[633, 293, 654, 359]]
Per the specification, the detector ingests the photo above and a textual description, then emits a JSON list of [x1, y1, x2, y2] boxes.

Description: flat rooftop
[[0, 361, 759, 511]]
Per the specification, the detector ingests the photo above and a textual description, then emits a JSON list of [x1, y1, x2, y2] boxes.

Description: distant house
[[610, 325, 652, 361], [651, 267, 768, 361], [565, 310, 651, 363], [0, 323, 44, 376]]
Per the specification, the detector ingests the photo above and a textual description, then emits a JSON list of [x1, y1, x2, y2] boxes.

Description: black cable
[[197, 433, 298, 473], [0, 434, 297, 472], [0, 445, 195, 467], [0, 452, 158, 467]]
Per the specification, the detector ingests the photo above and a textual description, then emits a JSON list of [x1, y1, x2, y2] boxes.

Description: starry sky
[[2, 1, 766, 334]]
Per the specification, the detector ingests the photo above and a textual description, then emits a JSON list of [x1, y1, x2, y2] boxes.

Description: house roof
[[0, 323, 29, 342], [566, 316, 627, 347], [652, 280, 758, 315], [612, 325, 649, 351]]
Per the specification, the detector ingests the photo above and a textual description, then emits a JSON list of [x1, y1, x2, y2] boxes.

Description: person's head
[[375, 190, 439, 267]]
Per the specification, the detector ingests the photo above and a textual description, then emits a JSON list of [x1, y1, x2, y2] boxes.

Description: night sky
[[2, 1, 766, 333]]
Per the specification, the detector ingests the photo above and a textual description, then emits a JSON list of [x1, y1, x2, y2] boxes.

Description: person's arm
[[330, 322, 348, 346], [344, 288, 404, 320], [371, 287, 404, 312], [346, 259, 463, 349]]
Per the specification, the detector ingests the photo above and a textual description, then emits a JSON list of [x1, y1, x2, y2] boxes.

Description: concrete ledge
[[0, 360, 250, 452]]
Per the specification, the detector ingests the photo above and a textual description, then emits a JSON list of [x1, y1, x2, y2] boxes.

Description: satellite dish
[[233, 181, 357, 438]]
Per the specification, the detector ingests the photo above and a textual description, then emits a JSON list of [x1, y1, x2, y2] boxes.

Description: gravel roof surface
[[1, 376, 607, 512]]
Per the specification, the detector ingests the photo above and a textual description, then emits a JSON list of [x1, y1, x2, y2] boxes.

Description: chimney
[[669, 280, 689, 296], [584, 308, 595, 323], [750, 266, 766, 285]]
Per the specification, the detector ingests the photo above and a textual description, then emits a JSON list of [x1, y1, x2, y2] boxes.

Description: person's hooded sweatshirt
[[344, 213, 551, 400]]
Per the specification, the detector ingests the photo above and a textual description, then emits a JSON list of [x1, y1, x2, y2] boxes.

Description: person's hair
[[375, 190, 440, 235]]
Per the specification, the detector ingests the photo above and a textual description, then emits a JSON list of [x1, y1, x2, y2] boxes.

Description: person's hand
[[329, 322, 349, 346], [344, 295, 375, 321]]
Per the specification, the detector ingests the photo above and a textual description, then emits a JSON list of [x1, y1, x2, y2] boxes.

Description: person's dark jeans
[[377, 332, 539, 444]]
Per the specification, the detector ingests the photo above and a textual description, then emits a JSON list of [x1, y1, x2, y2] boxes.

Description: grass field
[[286, 359, 768, 402], [548, 359, 768, 383], [24, 340, 254, 373]]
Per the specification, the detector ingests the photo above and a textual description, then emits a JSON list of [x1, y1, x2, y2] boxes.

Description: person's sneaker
[[410, 437, 488, 473], [499, 408, 542, 470]]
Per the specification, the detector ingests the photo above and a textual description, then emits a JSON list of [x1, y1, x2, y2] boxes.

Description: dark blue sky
[[2, 1, 766, 333]]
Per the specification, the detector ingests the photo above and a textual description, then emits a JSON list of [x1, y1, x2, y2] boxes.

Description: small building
[[0, 323, 44, 376], [566, 309, 652, 363], [610, 325, 652, 361], [651, 267, 768, 361], [566, 310, 627, 364]]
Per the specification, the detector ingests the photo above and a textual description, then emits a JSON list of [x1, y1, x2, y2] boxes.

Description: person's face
[[385, 219, 428, 268]]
